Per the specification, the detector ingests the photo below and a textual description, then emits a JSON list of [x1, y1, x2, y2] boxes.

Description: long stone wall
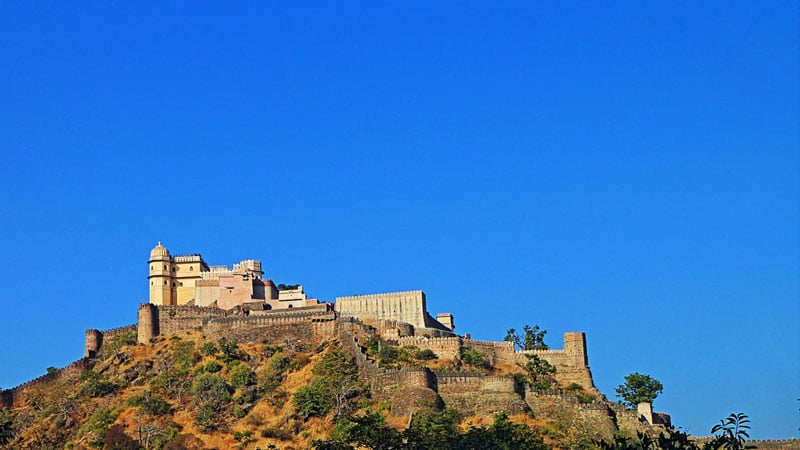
[[396, 333, 595, 389], [435, 372, 529, 415], [137, 303, 336, 345], [0, 357, 93, 408]]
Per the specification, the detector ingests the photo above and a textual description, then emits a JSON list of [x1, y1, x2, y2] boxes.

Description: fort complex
[[148, 242, 455, 335], [2, 242, 676, 437]]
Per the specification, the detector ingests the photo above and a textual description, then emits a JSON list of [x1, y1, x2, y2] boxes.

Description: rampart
[[690, 438, 800, 449], [85, 324, 137, 357], [435, 372, 529, 415], [0, 357, 93, 408], [138, 303, 337, 348], [396, 332, 595, 389]]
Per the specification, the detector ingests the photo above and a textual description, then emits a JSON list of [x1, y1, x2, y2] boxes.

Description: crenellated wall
[[137, 303, 337, 348], [0, 357, 93, 408], [85, 324, 137, 357], [398, 336, 462, 359], [435, 372, 529, 416], [517, 332, 595, 389], [395, 332, 595, 389]]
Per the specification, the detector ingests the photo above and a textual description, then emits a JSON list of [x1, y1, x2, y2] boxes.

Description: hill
[[0, 316, 672, 450]]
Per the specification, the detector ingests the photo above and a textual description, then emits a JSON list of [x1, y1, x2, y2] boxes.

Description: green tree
[[78, 369, 116, 397], [191, 373, 231, 430], [461, 412, 548, 450], [199, 341, 218, 356], [615, 372, 663, 408], [228, 364, 256, 388], [521, 354, 557, 390], [708, 413, 755, 450], [460, 346, 492, 370], [217, 337, 243, 362], [191, 373, 231, 408], [404, 407, 460, 450], [332, 412, 404, 450], [293, 380, 334, 418], [504, 324, 549, 351]]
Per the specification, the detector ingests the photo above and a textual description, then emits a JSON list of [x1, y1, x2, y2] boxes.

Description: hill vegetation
[[0, 329, 762, 450]]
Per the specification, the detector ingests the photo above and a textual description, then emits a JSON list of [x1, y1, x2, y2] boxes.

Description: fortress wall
[[339, 326, 441, 415], [0, 357, 93, 408], [204, 313, 336, 348], [524, 388, 607, 411], [151, 304, 229, 337], [689, 439, 800, 449], [526, 389, 615, 442], [516, 332, 595, 389], [369, 319, 415, 338], [99, 324, 137, 340], [86, 324, 137, 357], [335, 291, 428, 330], [464, 339, 516, 366], [435, 373, 528, 416], [398, 336, 462, 360]]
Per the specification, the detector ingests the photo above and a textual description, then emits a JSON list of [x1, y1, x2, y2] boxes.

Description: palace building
[[147, 241, 320, 311]]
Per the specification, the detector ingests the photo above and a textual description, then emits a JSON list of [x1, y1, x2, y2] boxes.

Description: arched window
[[172, 267, 176, 272], [190, 266, 193, 271], [163, 265, 167, 270], [150, 281, 153, 286], [150, 265, 153, 271], [163, 280, 167, 286], [172, 282, 176, 287]]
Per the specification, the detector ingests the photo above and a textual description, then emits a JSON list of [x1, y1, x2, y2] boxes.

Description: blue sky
[[0, 1, 797, 439]]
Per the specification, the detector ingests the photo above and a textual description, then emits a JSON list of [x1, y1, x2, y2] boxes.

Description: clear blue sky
[[0, 1, 797, 439]]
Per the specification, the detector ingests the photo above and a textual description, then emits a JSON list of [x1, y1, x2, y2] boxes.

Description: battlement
[[233, 259, 262, 273], [0, 357, 93, 408], [337, 289, 424, 300], [173, 254, 204, 263]]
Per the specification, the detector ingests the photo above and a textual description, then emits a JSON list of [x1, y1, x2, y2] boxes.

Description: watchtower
[[148, 241, 174, 305]]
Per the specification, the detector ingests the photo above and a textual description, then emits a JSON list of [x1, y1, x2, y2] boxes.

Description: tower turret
[[148, 241, 174, 305]]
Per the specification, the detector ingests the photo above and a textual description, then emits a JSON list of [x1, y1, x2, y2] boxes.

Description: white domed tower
[[148, 241, 175, 305]]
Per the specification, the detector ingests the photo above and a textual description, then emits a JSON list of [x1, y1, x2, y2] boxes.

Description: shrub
[[78, 370, 116, 397], [199, 341, 218, 356], [232, 405, 247, 419], [172, 340, 197, 368], [75, 407, 119, 447], [415, 348, 437, 360], [218, 338, 243, 362], [377, 346, 399, 367], [105, 330, 138, 355], [202, 360, 222, 373], [192, 373, 231, 408], [229, 364, 256, 388], [263, 344, 284, 358], [294, 380, 333, 417], [128, 392, 171, 416], [364, 335, 379, 356], [460, 347, 492, 370]]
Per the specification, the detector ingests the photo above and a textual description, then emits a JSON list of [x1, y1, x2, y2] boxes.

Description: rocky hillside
[[0, 326, 662, 450]]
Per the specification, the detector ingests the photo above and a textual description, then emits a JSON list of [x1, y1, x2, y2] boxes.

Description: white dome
[[149, 241, 170, 259]]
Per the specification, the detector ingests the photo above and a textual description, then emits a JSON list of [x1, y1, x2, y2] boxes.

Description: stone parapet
[[0, 357, 93, 408]]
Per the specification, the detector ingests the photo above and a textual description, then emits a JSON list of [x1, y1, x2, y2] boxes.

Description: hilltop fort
[[0, 242, 677, 444]]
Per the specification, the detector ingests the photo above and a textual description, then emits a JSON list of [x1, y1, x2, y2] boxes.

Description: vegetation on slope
[[0, 328, 757, 450]]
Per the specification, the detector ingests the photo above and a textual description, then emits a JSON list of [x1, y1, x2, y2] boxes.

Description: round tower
[[148, 241, 174, 305]]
